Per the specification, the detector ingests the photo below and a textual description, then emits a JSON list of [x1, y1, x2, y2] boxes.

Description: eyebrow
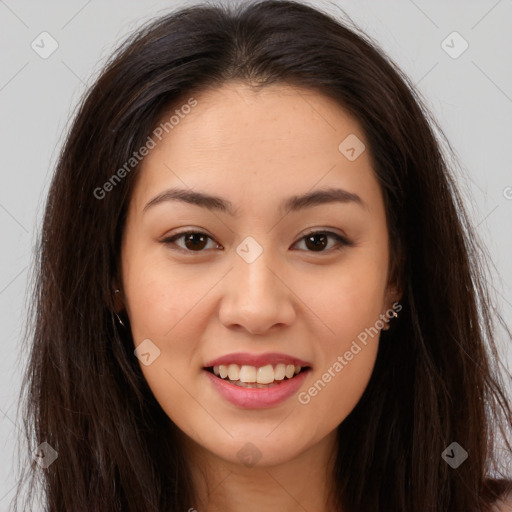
[[143, 186, 365, 216]]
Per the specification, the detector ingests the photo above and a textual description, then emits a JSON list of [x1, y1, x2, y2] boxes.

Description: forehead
[[130, 82, 381, 216], [158, 82, 364, 157]]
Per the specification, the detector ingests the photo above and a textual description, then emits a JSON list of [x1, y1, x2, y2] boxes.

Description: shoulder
[[490, 491, 512, 512], [484, 479, 512, 512]]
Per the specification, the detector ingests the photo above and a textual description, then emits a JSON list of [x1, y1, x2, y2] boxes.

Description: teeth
[[274, 364, 286, 381], [256, 364, 274, 384], [239, 365, 257, 383], [227, 364, 240, 381], [211, 363, 303, 384]]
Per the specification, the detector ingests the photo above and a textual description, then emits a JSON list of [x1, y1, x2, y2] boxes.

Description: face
[[120, 82, 397, 467]]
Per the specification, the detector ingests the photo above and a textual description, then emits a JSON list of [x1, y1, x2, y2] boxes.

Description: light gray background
[[1, 0, 511, 508]]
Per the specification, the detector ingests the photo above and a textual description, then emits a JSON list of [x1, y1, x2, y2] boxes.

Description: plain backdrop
[[1, 0, 511, 508]]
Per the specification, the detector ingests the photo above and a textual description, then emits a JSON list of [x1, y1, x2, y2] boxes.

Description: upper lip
[[204, 352, 312, 368]]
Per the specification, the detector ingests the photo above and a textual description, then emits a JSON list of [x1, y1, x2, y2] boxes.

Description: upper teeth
[[213, 364, 302, 384]]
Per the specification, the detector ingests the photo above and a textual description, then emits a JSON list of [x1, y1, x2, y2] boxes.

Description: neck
[[183, 430, 339, 512]]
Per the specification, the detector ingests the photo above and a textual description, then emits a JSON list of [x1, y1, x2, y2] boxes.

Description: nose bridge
[[219, 235, 295, 333], [237, 243, 276, 294]]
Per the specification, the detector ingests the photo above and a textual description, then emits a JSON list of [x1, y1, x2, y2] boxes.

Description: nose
[[218, 247, 296, 335]]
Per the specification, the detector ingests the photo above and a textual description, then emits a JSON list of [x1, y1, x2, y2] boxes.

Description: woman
[[13, 1, 512, 510]]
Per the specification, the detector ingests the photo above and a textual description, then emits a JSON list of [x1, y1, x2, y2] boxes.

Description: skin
[[118, 82, 401, 512]]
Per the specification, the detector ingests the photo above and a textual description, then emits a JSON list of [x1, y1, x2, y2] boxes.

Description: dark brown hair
[[13, 1, 512, 510]]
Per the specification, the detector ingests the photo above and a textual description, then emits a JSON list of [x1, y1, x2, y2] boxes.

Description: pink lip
[[204, 368, 310, 409], [204, 352, 312, 368]]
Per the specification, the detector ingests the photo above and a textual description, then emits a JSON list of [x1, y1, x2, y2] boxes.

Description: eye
[[161, 230, 221, 253], [162, 229, 352, 254], [292, 230, 352, 253]]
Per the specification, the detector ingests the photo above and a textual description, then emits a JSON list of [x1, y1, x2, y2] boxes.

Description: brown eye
[[162, 231, 221, 252], [182, 232, 209, 251], [304, 232, 329, 251], [294, 231, 351, 253]]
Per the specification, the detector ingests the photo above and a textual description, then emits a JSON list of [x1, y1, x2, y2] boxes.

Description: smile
[[203, 353, 312, 408], [206, 363, 306, 387]]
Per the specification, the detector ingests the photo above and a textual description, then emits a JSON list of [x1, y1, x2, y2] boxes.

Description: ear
[[384, 282, 403, 312], [112, 283, 124, 313], [386, 237, 404, 309]]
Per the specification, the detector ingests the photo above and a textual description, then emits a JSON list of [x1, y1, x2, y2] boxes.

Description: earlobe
[[386, 283, 403, 312], [112, 288, 128, 328], [381, 306, 399, 331], [382, 289, 402, 331], [113, 287, 124, 313]]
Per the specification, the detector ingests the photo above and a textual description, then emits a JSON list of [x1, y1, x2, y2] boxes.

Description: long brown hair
[[13, 1, 512, 510]]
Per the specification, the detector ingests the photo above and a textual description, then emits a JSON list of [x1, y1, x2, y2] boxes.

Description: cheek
[[297, 308, 381, 431], [122, 259, 207, 427], [297, 248, 388, 343], [292, 247, 386, 422], [122, 251, 209, 341], [299, 345, 378, 433]]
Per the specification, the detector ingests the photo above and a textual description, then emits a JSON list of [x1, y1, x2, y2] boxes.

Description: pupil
[[185, 233, 207, 250], [306, 233, 327, 251]]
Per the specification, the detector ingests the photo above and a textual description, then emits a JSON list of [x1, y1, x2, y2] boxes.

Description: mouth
[[205, 363, 311, 389], [203, 352, 313, 408]]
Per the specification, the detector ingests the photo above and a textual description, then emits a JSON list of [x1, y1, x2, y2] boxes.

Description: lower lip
[[204, 369, 310, 409]]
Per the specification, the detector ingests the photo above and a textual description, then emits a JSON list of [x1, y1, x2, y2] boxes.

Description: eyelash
[[161, 229, 353, 254]]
